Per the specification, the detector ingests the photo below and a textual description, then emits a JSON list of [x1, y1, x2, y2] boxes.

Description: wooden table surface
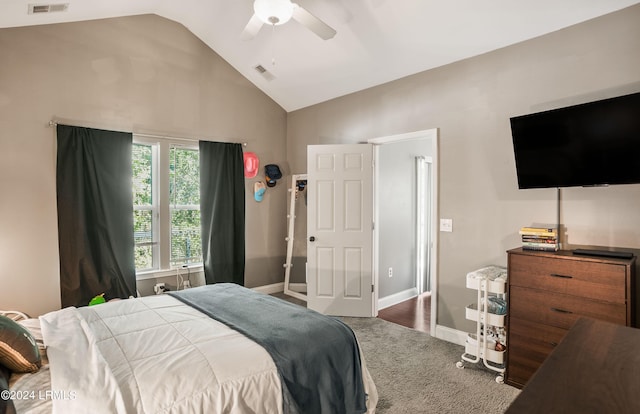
[[505, 317, 640, 413]]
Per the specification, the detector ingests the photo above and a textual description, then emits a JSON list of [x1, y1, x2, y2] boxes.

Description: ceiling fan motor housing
[[254, 0, 294, 25]]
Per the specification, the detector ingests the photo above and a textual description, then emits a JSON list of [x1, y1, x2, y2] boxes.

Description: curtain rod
[[48, 120, 247, 147]]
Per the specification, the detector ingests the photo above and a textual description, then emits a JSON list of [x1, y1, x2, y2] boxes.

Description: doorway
[[369, 129, 438, 336], [287, 129, 438, 333]]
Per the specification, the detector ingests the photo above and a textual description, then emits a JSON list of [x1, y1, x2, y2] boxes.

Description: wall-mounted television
[[510, 92, 640, 189]]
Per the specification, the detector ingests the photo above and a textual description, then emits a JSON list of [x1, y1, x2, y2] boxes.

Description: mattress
[[10, 291, 377, 414]]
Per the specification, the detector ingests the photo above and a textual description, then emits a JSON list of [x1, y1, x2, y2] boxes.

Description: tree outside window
[[169, 147, 202, 267]]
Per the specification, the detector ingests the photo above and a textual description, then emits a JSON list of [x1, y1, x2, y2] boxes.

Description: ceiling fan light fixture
[[254, 0, 293, 26]]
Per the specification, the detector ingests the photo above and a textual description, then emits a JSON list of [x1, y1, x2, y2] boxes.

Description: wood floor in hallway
[[377, 292, 431, 333], [273, 290, 432, 334]]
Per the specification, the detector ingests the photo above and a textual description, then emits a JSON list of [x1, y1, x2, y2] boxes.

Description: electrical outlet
[[440, 218, 453, 232], [388, 267, 393, 278]]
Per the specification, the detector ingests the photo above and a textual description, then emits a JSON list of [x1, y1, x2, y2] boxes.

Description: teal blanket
[[170, 284, 367, 414]]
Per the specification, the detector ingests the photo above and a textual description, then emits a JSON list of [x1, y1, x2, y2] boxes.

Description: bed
[[2, 284, 378, 414]]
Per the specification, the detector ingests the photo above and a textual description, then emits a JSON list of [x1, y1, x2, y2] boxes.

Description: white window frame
[[133, 135, 202, 279]]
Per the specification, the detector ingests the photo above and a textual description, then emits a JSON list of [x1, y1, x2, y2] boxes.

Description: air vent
[[254, 64, 275, 81], [28, 3, 69, 14]]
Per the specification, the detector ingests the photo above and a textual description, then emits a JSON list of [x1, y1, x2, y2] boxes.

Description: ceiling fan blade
[[241, 13, 264, 40], [291, 4, 336, 40]]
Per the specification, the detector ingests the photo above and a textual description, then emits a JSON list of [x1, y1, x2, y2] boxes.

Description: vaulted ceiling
[[2, 0, 638, 111]]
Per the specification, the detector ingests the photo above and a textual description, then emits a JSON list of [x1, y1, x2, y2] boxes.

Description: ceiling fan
[[241, 0, 337, 41]]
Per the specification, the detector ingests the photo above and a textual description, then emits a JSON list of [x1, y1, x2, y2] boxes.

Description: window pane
[[170, 147, 200, 205], [132, 143, 155, 271], [170, 208, 202, 266], [170, 147, 201, 266], [134, 209, 153, 270], [132, 144, 152, 206]]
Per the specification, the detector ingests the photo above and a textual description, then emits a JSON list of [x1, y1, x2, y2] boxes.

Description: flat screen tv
[[510, 92, 640, 189]]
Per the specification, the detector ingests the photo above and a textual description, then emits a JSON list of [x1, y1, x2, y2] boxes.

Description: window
[[132, 139, 202, 273], [169, 146, 201, 267]]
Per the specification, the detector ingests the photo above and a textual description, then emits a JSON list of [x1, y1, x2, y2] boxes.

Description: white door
[[307, 144, 374, 317]]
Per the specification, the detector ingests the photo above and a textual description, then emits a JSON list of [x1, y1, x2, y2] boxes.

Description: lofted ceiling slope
[[1, 0, 639, 111]]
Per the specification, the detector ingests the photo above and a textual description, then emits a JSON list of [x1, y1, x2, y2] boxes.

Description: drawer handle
[[550, 273, 573, 279], [551, 307, 573, 314]]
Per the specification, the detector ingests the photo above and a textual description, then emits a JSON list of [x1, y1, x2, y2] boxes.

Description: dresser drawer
[[507, 337, 555, 385], [506, 360, 534, 388], [510, 286, 627, 328], [506, 317, 566, 386], [508, 317, 567, 348], [509, 254, 626, 303]]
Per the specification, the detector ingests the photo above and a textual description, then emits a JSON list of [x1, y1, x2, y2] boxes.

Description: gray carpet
[[341, 317, 521, 414]]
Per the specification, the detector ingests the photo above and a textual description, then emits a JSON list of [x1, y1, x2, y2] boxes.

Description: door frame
[[368, 128, 439, 336]]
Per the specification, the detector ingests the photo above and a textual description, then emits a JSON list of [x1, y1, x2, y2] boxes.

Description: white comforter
[[38, 295, 377, 414], [41, 295, 283, 414]]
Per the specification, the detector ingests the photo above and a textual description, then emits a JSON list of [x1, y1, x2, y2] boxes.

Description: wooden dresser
[[505, 318, 640, 413], [506, 247, 636, 388]]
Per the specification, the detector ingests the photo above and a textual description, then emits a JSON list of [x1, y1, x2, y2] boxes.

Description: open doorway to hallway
[[370, 129, 438, 336]]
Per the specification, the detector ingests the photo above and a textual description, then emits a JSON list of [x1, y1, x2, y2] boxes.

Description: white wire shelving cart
[[456, 265, 508, 383]]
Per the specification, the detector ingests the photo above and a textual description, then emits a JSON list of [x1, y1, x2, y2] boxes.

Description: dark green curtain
[[199, 141, 245, 285], [56, 125, 136, 307]]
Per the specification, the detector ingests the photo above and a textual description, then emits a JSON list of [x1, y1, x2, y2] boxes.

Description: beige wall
[[2, 7, 639, 327], [287, 5, 640, 331], [0, 15, 288, 317]]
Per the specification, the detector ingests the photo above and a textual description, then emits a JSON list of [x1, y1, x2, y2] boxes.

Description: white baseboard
[[255, 283, 467, 348], [252, 282, 308, 295], [434, 324, 467, 346], [287, 282, 307, 293], [378, 287, 418, 310], [252, 282, 284, 295]]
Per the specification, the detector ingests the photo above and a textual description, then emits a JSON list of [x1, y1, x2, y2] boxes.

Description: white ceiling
[[2, 0, 639, 111]]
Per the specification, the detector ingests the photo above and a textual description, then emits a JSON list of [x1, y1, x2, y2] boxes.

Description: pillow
[[0, 316, 41, 373], [16, 319, 43, 346]]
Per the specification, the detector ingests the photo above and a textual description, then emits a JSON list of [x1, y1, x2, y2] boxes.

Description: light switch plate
[[440, 218, 453, 232]]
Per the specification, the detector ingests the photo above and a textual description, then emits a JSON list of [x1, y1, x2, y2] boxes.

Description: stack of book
[[519, 227, 558, 251]]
